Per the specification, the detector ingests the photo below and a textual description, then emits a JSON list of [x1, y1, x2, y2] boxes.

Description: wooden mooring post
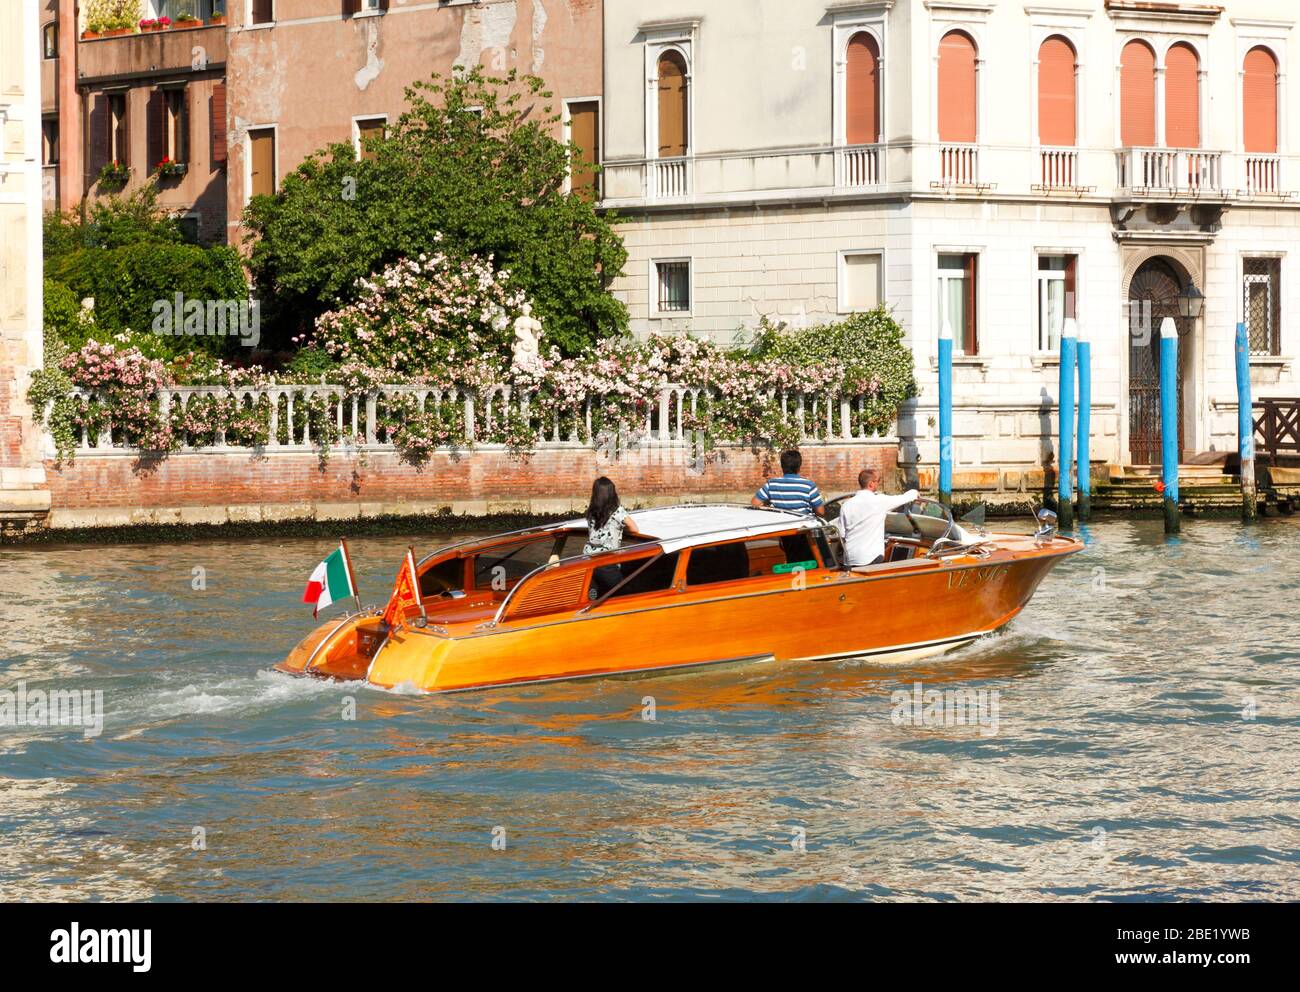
[[1160, 317, 1181, 534], [1235, 321, 1258, 523], [938, 318, 953, 508], [1057, 318, 1076, 529], [1076, 319, 1092, 523]]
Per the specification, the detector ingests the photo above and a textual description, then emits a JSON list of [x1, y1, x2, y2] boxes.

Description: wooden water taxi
[[276, 501, 1082, 693]]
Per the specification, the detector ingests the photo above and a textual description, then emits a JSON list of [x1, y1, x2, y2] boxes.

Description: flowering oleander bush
[[311, 241, 526, 375], [30, 249, 916, 466]]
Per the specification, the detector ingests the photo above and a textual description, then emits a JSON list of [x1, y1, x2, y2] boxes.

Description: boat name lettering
[[947, 564, 1008, 590]]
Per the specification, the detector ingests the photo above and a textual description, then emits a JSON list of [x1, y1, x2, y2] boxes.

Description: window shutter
[[177, 89, 190, 166], [250, 128, 275, 197], [211, 82, 227, 164], [1243, 47, 1278, 154], [1037, 36, 1076, 146], [845, 32, 880, 145], [1165, 42, 1200, 149], [147, 88, 166, 172], [253, 0, 273, 24], [342, 0, 359, 15], [568, 101, 599, 198], [1120, 40, 1156, 147], [1065, 255, 1077, 318], [657, 51, 688, 157], [118, 96, 130, 169], [89, 94, 109, 178], [937, 31, 977, 143]]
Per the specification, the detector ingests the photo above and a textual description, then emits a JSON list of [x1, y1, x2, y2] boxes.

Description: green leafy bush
[[243, 66, 627, 354], [45, 185, 184, 261], [47, 242, 248, 358]]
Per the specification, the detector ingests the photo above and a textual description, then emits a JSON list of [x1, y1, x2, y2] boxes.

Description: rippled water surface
[[1, 518, 1298, 901]]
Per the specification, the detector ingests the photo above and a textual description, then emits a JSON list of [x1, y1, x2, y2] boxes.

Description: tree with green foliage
[[243, 67, 627, 355], [43, 186, 247, 359], [44, 185, 183, 261]]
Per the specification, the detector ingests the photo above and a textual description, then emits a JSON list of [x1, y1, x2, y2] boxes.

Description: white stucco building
[[601, 0, 1299, 491], [0, 0, 49, 533]]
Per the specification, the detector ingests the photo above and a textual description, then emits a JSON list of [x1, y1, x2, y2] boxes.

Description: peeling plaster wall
[[225, 0, 602, 245]]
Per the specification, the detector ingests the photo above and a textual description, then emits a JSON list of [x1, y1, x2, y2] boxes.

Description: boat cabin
[[400, 503, 971, 632]]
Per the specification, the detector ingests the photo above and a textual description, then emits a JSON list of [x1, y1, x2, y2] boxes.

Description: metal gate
[[1127, 259, 1187, 465]]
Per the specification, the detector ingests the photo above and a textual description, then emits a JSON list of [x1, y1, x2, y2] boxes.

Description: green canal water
[[1, 518, 1297, 901]]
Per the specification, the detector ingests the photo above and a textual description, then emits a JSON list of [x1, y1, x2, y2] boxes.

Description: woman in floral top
[[584, 477, 645, 596]]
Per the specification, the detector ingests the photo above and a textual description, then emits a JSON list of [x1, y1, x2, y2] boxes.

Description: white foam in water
[[109, 668, 346, 730]]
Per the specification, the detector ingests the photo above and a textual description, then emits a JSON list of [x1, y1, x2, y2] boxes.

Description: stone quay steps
[[1090, 464, 1295, 514]]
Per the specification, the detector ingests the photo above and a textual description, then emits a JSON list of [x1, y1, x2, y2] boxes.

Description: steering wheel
[[421, 573, 459, 596]]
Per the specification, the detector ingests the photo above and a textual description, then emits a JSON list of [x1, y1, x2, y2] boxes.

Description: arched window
[[1120, 40, 1156, 147], [1165, 42, 1200, 148], [656, 50, 689, 158], [846, 32, 881, 145], [937, 31, 977, 143], [1037, 36, 1077, 146], [1244, 46, 1279, 154]]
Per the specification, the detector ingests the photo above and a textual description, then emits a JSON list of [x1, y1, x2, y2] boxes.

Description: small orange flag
[[382, 547, 426, 629]]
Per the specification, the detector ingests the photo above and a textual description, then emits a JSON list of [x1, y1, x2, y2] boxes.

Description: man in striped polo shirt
[[752, 450, 825, 517]]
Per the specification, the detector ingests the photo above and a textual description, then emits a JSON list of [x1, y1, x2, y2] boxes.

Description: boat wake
[[106, 669, 349, 735]]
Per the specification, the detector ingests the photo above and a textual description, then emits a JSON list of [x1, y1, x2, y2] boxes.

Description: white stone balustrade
[[45, 383, 894, 455]]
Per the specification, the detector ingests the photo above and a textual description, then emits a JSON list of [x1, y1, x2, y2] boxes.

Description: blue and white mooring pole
[[1235, 321, 1257, 523], [1057, 317, 1077, 529], [1159, 316, 1180, 534], [938, 317, 954, 508], [1075, 317, 1092, 522]]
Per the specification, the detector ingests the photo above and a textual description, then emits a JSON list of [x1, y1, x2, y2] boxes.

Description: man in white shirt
[[834, 468, 920, 567]]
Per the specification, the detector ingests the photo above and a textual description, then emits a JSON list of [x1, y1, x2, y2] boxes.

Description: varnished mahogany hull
[[277, 534, 1080, 693]]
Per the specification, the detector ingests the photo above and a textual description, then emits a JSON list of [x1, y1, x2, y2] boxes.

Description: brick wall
[[42, 442, 898, 528]]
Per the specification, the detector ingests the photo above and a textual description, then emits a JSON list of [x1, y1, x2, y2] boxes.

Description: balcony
[[835, 143, 884, 188], [78, 22, 227, 84], [1115, 147, 1225, 196], [1244, 154, 1282, 196], [650, 156, 691, 199], [936, 143, 979, 187], [1036, 147, 1081, 191]]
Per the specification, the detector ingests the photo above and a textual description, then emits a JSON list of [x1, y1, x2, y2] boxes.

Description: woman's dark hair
[[586, 476, 621, 531]]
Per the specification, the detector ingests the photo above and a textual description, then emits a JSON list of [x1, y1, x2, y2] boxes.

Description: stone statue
[[511, 302, 543, 375]]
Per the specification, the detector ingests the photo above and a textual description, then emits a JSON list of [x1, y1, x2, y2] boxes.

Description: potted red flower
[[154, 156, 186, 178]]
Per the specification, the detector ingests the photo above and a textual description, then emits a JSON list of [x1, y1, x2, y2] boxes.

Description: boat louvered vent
[[508, 570, 588, 619]]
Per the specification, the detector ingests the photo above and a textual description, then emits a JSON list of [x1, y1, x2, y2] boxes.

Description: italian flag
[[303, 542, 357, 618]]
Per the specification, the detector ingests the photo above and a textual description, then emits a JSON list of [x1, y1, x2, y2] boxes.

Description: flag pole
[[341, 538, 363, 614], [409, 546, 428, 628]]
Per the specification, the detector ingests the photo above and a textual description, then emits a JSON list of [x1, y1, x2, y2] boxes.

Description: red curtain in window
[[1165, 42, 1200, 149], [1244, 46, 1279, 154], [1037, 36, 1076, 146], [846, 32, 880, 145], [1120, 40, 1156, 147], [937, 31, 977, 143]]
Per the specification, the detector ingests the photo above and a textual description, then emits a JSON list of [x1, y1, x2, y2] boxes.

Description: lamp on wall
[[1177, 282, 1204, 320]]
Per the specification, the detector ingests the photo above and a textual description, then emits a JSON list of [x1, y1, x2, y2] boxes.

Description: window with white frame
[[840, 251, 883, 313], [641, 22, 696, 162], [937, 253, 978, 355], [1037, 254, 1077, 352], [353, 116, 386, 161], [1243, 257, 1281, 356], [652, 259, 691, 316]]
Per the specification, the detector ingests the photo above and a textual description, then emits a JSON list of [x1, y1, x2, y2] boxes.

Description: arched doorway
[[1127, 258, 1187, 464]]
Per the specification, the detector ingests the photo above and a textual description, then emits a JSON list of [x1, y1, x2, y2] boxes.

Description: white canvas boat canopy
[[563, 504, 822, 554]]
